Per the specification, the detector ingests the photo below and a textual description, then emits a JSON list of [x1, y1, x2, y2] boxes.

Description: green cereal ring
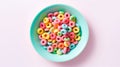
[[57, 32, 62, 36], [59, 11, 64, 14], [53, 48, 58, 54], [70, 16, 76, 22]]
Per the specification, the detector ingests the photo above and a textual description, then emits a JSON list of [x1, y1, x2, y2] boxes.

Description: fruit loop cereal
[[37, 11, 81, 55]]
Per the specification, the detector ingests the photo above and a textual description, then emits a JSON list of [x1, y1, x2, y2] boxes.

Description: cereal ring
[[57, 49, 62, 55], [50, 33, 56, 39], [53, 29, 59, 34], [48, 17, 52, 23], [47, 42, 52, 46], [57, 14, 64, 20], [70, 38, 75, 43], [44, 28, 49, 32], [48, 39, 52, 42], [64, 42, 70, 47], [69, 44, 76, 50], [60, 29, 67, 34], [46, 23, 52, 29], [75, 35, 81, 41], [64, 12, 70, 18], [49, 27, 54, 32], [58, 43, 64, 49], [39, 35, 42, 39], [37, 28, 44, 35], [66, 26, 72, 32], [61, 24, 68, 29], [59, 11, 64, 14], [69, 21, 75, 27], [62, 47, 70, 54], [53, 48, 58, 54], [69, 32, 75, 38], [42, 32, 50, 39], [52, 40, 56, 43], [54, 11, 59, 16], [64, 37, 70, 42], [48, 13, 53, 17], [40, 39, 47, 46], [73, 27, 80, 33], [47, 46, 53, 52], [62, 17, 69, 24], [43, 17, 49, 23], [70, 16, 76, 22], [52, 16, 57, 21], [52, 43, 58, 48], [56, 36, 62, 42], [58, 26, 62, 30], [57, 32, 62, 36], [40, 23, 46, 29], [73, 40, 78, 44]]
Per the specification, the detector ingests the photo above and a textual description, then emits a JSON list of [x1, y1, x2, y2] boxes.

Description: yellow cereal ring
[[52, 40, 56, 43], [49, 27, 54, 32], [64, 42, 70, 47], [75, 35, 81, 41], [37, 28, 44, 34], [42, 32, 50, 39], [53, 29, 59, 34], [43, 17, 49, 23], [46, 23, 52, 29], [73, 27, 80, 33], [48, 39, 52, 42], [57, 14, 64, 20]]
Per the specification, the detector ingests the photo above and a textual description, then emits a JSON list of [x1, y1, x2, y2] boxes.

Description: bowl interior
[[30, 4, 89, 62]]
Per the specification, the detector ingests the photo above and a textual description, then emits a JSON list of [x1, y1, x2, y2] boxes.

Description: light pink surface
[[0, 0, 120, 67]]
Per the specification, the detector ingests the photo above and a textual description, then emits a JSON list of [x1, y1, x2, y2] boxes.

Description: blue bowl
[[30, 4, 89, 62]]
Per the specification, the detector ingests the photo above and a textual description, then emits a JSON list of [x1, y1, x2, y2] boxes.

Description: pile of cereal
[[37, 11, 81, 55]]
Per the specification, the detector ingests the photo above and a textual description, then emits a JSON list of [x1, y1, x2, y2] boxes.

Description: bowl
[[30, 4, 89, 62]]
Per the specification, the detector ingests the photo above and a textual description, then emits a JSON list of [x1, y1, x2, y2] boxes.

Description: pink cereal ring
[[48, 17, 52, 22], [69, 21, 75, 27], [54, 12, 59, 16], [63, 47, 70, 54], [73, 40, 78, 44], [50, 33, 56, 39], [48, 13, 53, 17], [47, 46, 53, 52], [52, 43, 57, 48], [40, 39, 47, 46], [56, 36, 62, 42], [62, 17, 69, 24], [39, 35, 42, 39], [54, 19, 60, 24], [58, 26, 62, 30], [61, 35, 66, 41], [64, 12, 70, 18], [69, 32, 75, 38], [40, 23, 46, 29]]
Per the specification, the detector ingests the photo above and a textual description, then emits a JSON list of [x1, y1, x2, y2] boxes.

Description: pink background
[[0, 0, 120, 67]]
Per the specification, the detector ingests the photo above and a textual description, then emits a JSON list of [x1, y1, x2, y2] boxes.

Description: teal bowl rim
[[30, 4, 89, 62]]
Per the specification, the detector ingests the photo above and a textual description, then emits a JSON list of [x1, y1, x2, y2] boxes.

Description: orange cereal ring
[[58, 43, 64, 49]]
